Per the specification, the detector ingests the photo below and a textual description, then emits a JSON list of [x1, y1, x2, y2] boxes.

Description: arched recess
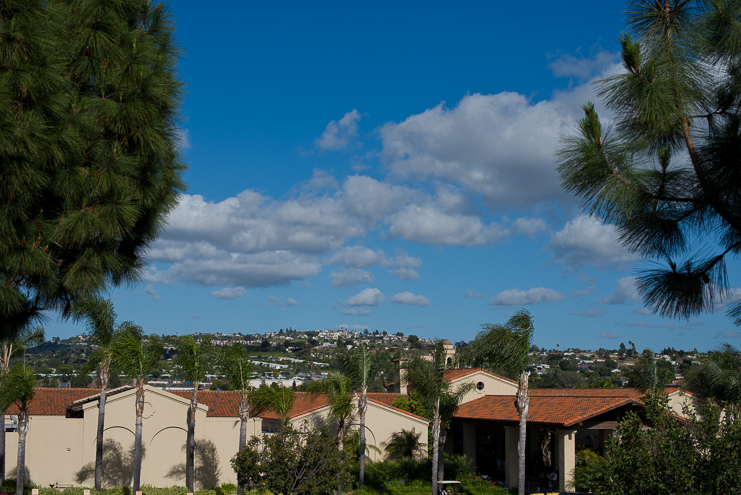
[[147, 426, 188, 488]]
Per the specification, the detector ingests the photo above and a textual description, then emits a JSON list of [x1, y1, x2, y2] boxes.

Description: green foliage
[[383, 428, 424, 460], [231, 423, 351, 495], [588, 393, 741, 495], [684, 343, 741, 405], [556, 0, 741, 327], [391, 394, 430, 419], [214, 344, 252, 395], [249, 383, 296, 425], [0, 0, 186, 338], [307, 371, 354, 427], [0, 363, 35, 412], [36, 486, 270, 495], [568, 449, 607, 493], [622, 349, 674, 392], [111, 326, 163, 383], [457, 309, 534, 379]]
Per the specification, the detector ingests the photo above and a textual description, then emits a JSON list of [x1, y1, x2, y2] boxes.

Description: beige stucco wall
[[453, 371, 518, 404], [4, 386, 424, 487]]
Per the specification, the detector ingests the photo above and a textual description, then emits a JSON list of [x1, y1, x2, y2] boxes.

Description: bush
[[232, 422, 351, 495], [569, 449, 606, 493]]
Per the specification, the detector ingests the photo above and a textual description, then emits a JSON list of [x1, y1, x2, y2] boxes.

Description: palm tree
[[339, 344, 376, 490], [403, 352, 474, 495], [214, 343, 252, 495], [175, 335, 212, 492], [307, 371, 355, 451], [685, 343, 741, 406], [0, 363, 36, 495], [0, 325, 43, 485], [112, 325, 162, 493], [68, 297, 118, 491], [250, 383, 296, 428], [383, 428, 423, 460], [462, 309, 534, 495]]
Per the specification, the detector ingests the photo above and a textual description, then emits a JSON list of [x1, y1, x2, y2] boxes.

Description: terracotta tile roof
[[7, 388, 98, 416], [170, 390, 245, 417], [454, 394, 636, 427], [443, 368, 516, 384], [530, 388, 644, 399], [67, 386, 133, 412]]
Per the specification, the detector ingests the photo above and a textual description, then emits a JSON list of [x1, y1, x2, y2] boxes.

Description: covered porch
[[449, 390, 643, 492]]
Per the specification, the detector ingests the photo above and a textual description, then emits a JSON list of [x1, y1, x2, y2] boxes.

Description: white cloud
[[388, 268, 420, 281], [193, 314, 202, 318], [632, 307, 654, 316], [597, 276, 641, 305], [621, 320, 676, 329], [391, 292, 431, 307], [599, 331, 621, 339], [510, 217, 548, 239], [211, 287, 248, 300], [378, 68, 617, 211], [571, 308, 606, 317], [327, 246, 391, 267], [345, 288, 385, 307], [145, 285, 162, 301], [465, 290, 486, 299], [387, 204, 508, 245], [266, 295, 298, 307], [715, 330, 741, 339], [342, 308, 371, 316], [548, 50, 620, 80], [330, 268, 373, 288], [489, 287, 565, 308], [315, 109, 362, 150], [549, 215, 638, 271]]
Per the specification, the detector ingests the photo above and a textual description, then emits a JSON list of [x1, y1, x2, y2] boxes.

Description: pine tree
[[0, 0, 185, 337], [557, 0, 741, 327]]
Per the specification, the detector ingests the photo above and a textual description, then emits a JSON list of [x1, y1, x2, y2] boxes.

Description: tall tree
[[307, 371, 354, 495], [403, 352, 474, 495], [307, 371, 355, 451], [460, 309, 534, 495], [68, 298, 118, 491], [214, 343, 252, 495], [556, 0, 741, 328], [0, 0, 186, 340], [339, 344, 376, 490], [623, 349, 675, 392], [0, 326, 43, 485], [0, 363, 36, 495], [112, 325, 162, 493], [175, 335, 212, 492]]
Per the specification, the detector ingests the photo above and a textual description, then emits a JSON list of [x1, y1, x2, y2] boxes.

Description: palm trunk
[[337, 417, 345, 495], [431, 400, 440, 495], [358, 388, 367, 490], [0, 410, 5, 485], [515, 372, 530, 495], [237, 394, 249, 495], [133, 382, 145, 493], [15, 410, 28, 495], [95, 384, 107, 491], [187, 384, 198, 492], [438, 426, 448, 482]]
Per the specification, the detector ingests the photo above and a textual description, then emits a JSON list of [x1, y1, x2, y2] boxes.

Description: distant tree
[[250, 384, 296, 428], [407, 335, 419, 344], [176, 335, 213, 491], [559, 359, 579, 372], [619, 343, 627, 358], [0, 326, 44, 485], [339, 344, 376, 489], [383, 428, 423, 460], [307, 371, 354, 451], [460, 309, 535, 495], [684, 343, 740, 405], [0, 363, 36, 495], [112, 326, 163, 493], [623, 349, 674, 392]]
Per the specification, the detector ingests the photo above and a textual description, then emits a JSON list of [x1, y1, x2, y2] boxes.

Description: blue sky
[[48, 1, 740, 351]]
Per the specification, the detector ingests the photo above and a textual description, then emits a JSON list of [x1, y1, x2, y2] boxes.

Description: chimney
[[393, 358, 409, 395]]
